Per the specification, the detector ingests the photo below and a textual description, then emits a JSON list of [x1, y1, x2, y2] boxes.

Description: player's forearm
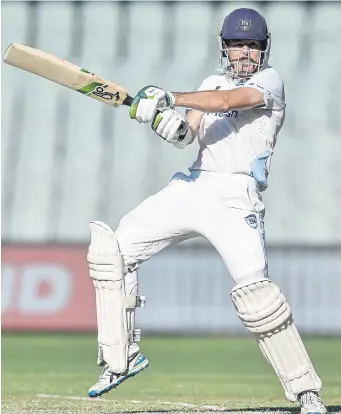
[[186, 109, 204, 139], [173, 91, 231, 113], [172, 88, 264, 113]]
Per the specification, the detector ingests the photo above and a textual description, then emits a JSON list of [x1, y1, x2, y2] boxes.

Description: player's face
[[224, 39, 262, 76]]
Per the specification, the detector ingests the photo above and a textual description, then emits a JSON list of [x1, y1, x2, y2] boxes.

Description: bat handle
[[123, 95, 134, 107]]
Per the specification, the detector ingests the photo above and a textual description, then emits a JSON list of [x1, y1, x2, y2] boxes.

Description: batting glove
[[152, 109, 192, 149], [129, 86, 176, 123]]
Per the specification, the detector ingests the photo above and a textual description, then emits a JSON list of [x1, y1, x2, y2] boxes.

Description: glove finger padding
[[152, 109, 189, 145], [158, 111, 181, 142], [164, 117, 182, 141], [136, 99, 159, 124], [129, 86, 172, 123], [154, 109, 174, 136]]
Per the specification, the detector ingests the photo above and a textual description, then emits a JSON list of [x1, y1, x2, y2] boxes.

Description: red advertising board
[[1, 245, 97, 331]]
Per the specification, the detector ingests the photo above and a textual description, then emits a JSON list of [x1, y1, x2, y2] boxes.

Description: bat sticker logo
[[92, 85, 120, 101]]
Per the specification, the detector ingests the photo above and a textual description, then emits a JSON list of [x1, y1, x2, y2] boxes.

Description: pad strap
[[126, 295, 146, 309]]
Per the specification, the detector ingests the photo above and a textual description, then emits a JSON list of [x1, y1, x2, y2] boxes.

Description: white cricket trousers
[[116, 170, 268, 300]]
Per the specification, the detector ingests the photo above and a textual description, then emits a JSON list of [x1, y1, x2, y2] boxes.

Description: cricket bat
[[3, 43, 134, 107]]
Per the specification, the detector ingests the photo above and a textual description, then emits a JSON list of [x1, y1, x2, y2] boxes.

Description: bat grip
[[123, 95, 134, 107]]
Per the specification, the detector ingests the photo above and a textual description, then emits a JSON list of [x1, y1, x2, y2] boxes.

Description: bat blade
[[3, 43, 133, 107]]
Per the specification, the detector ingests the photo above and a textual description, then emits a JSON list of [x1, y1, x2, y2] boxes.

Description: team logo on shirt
[[235, 78, 248, 86], [244, 214, 257, 229], [239, 19, 252, 32]]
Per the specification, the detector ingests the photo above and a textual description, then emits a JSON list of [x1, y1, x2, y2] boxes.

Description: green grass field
[[2, 334, 341, 413]]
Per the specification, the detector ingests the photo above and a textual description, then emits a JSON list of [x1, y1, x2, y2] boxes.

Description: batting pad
[[231, 279, 322, 401], [87, 221, 144, 373]]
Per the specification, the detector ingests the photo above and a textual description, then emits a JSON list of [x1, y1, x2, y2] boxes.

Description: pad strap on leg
[[87, 221, 145, 373], [231, 279, 322, 402]]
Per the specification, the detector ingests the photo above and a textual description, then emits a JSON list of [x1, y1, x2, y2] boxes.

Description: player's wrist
[[165, 91, 176, 108]]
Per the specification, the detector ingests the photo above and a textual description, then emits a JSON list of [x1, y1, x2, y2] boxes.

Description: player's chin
[[238, 63, 256, 76]]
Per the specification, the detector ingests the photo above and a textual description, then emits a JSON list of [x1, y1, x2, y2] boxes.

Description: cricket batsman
[[86, 8, 327, 414]]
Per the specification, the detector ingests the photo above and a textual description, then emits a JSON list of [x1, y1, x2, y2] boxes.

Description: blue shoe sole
[[88, 359, 149, 398]]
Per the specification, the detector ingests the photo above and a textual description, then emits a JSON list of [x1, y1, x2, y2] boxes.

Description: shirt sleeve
[[185, 75, 216, 114], [245, 68, 286, 110], [197, 75, 217, 92]]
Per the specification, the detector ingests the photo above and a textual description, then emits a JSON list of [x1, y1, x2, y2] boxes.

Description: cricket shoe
[[299, 391, 328, 414], [88, 352, 149, 398]]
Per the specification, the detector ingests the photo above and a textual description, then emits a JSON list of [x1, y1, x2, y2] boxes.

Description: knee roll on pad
[[231, 278, 292, 334], [231, 279, 322, 402], [88, 221, 145, 373]]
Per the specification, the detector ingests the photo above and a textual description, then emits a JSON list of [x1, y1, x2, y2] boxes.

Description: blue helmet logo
[[239, 19, 252, 32]]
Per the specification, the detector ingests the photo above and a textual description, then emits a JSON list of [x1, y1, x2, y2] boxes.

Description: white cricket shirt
[[190, 66, 286, 191]]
